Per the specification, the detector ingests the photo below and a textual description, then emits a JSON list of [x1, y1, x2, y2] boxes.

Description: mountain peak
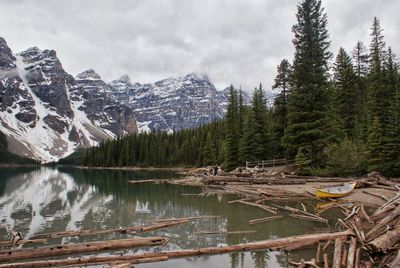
[[184, 72, 209, 81], [76, 69, 101, 80], [0, 36, 16, 69], [118, 74, 131, 83]]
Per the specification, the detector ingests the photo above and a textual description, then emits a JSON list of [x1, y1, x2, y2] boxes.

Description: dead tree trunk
[[0, 230, 353, 268], [0, 236, 166, 262]]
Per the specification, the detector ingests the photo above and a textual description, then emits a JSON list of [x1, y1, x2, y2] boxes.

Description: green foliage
[[325, 139, 368, 176], [81, 120, 225, 168], [272, 59, 292, 157], [223, 85, 240, 171], [285, 0, 331, 167], [295, 147, 312, 175], [333, 47, 358, 139]]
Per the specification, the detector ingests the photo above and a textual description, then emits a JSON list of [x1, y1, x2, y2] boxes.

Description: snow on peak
[[118, 74, 131, 83], [76, 69, 101, 80]]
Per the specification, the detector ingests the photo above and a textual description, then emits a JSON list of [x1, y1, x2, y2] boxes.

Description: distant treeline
[[65, 0, 400, 177], [78, 121, 225, 167]]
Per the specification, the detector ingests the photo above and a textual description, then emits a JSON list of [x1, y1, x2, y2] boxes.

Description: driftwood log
[[0, 236, 166, 262], [0, 230, 353, 268], [31, 220, 188, 239]]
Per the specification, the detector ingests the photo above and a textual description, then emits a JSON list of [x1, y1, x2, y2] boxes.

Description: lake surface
[[0, 167, 334, 267]]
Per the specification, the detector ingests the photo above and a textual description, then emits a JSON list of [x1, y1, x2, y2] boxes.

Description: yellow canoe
[[316, 183, 356, 198]]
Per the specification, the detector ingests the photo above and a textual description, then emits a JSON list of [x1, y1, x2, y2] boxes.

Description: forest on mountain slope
[[62, 0, 400, 177]]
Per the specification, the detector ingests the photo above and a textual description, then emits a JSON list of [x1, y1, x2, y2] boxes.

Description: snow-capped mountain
[[0, 37, 137, 162], [108, 73, 243, 132]]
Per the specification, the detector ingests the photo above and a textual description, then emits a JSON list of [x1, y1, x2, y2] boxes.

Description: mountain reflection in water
[[0, 167, 321, 268]]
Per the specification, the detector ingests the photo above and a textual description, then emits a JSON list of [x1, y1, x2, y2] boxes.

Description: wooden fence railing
[[245, 159, 295, 169]]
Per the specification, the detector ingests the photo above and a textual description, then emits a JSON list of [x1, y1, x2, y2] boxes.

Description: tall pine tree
[[223, 85, 239, 171], [272, 59, 292, 157], [284, 0, 331, 167], [333, 47, 358, 139]]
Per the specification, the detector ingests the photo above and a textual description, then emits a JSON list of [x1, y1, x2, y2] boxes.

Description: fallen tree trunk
[[248, 215, 283, 225], [236, 200, 278, 214], [0, 239, 47, 248], [0, 236, 166, 262], [31, 220, 188, 239], [347, 237, 356, 268], [389, 249, 400, 267], [366, 206, 400, 241], [368, 221, 400, 253], [0, 230, 353, 268], [332, 238, 343, 268]]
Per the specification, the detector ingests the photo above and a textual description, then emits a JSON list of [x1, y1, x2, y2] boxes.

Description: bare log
[[0, 230, 353, 268], [341, 248, 348, 268], [315, 242, 321, 264], [272, 204, 327, 222], [362, 190, 389, 202], [323, 253, 329, 268], [0, 239, 47, 248], [289, 214, 328, 224], [366, 205, 400, 241], [389, 249, 400, 267], [371, 194, 400, 218], [31, 220, 187, 240], [365, 261, 373, 268], [368, 221, 400, 253], [359, 204, 374, 224], [236, 200, 278, 214], [148, 216, 220, 223], [332, 238, 343, 268], [354, 248, 361, 268], [0, 236, 166, 262], [197, 230, 256, 235], [248, 215, 283, 225], [347, 237, 356, 268]]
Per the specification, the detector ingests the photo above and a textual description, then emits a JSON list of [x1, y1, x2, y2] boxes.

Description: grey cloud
[[0, 0, 398, 92]]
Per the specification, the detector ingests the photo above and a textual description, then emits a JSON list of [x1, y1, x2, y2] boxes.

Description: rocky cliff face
[[108, 73, 238, 132], [0, 38, 137, 162]]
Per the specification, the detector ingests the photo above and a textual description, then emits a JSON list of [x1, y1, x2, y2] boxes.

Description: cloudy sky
[[0, 0, 398, 91]]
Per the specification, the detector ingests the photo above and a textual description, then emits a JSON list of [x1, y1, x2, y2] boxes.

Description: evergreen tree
[[333, 47, 358, 139], [284, 0, 331, 167], [272, 59, 292, 156], [367, 17, 387, 127], [352, 41, 369, 141], [223, 85, 239, 171], [250, 84, 272, 160], [382, 49, 400, 176]]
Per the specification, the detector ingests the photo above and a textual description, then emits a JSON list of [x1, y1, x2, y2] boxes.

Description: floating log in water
[[196, 230, 256, 235], [31, 220, 188, 239], [0, 236, 166, 262], [236, 200, 278, 215], [0, 238, 47, 248], [148, 215, 221, 223], [289, 214, 328, 224], [272, 204, 328, 223], [248, 215, 283, 225], [0, 230, 353, 268], [128, 179, 169, 184]]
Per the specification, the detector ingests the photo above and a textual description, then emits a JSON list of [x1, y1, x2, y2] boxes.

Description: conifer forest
[[80, 0, 400, 177]]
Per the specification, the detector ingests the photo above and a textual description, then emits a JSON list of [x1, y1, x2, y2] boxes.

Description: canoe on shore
[[316, 183, 356, 198]]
